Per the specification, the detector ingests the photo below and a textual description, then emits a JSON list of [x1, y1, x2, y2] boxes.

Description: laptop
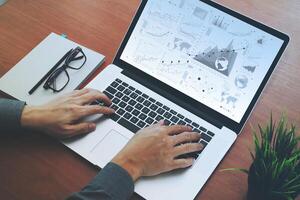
[[64, 0, 289, 199]]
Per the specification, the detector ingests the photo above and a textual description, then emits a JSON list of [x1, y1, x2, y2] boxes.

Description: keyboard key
[[125, 105, 134, 112], [200, 140, 208, 147], [207, 131, 215, 137], [146, 117, 154, 124], [142, 93, 149, 99], [124, 113, 132, 120], [200, 126, 207, 132], [184, 118, 192, 124], [115, 78, 122, 83], [118, 101, 126, 108], [177, 114, 184, 119], [192, 122, 200, 128], [128, 99, 137, 106], [106, 86, 117, 94], [149, 98, 156, 103], [187, 124, 193, 129], [117, 85, 125, 91], [122, 96, 130, 102], [201, 133, 212, 142], [135, 90, 142, 95], [132, 109, 141, 116], [122, 82, 129, 87], [155, 115, 164, 121], [170, 116, 179, 123], [157, 108, 165, 115], [130, 93, 138, 99], [117, 108, 125, 116], [116, 92, 124, 98], [193, 129, 201, 133], [178, 120, 186, 125], [111, 81, 119, 88], [118, 118, 140, 133], [137, 96, 145, 103], [143, 100, 151, 107], [163, 105, 170, 111], [103, 91, 113, 99], [130, 116, 139, 124], [112, 98, 120, 104], [137, 121, 146, 128], [142, 107, 150, 114], [163, 112, 172, 119], [129, 86, 135, 91], [135, 103, 143, 110], [124, 89, 131, 95], [156, 101, 163, 107], [170, 109, 177, 115], [149, 111, 157, 118], [139, 113, 147, 120], [111, 105, 119, 111], [110, 113, 120, 121], [164, 119, 171, 125], [150, 104, 158, 111]]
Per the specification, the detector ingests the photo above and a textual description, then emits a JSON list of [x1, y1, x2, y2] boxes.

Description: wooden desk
[[0, 0, 299, 199]]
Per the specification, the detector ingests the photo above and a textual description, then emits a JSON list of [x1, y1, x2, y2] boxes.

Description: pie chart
[[215, 57, 229, 71], [235, 75, 248, 89]]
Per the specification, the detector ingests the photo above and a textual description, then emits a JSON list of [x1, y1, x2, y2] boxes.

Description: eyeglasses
[[28, 47, 87, 95]]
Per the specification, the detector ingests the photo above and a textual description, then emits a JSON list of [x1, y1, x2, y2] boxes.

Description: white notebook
[[0, 33, 105, 105]]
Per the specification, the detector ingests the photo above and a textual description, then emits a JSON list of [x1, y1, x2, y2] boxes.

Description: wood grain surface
[[0, 0, 299, 199]]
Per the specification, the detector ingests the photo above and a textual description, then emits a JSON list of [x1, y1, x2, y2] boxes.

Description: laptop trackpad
[[90, 129, 129, 165]]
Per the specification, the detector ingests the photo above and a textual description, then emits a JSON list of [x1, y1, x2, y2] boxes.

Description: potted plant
[[224, 115, 300, 200]]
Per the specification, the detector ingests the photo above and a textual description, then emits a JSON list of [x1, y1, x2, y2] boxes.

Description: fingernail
[[89, 124, 96, 130], [187, 159, 195, 166], [199, 143, 204, 149]]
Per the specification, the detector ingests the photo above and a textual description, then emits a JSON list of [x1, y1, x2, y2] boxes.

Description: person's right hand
[[112, 121, 203, 181]]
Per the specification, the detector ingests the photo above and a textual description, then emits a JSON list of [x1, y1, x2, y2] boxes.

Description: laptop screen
[[120, 0, 284, 123]]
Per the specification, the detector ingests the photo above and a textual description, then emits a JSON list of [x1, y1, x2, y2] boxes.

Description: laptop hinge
[[122, 69, 223, 129]]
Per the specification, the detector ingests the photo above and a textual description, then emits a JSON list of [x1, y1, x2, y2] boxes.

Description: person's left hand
[[21, 89, 114, 139]]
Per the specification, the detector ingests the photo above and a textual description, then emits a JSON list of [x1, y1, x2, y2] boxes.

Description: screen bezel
[[113, 0, 289, 133]]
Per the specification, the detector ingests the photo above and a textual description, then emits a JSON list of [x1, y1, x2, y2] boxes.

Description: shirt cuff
[[82, 162, 135, 199], [0, 99, 26, 132]]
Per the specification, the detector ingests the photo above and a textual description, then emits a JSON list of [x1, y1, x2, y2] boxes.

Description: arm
[[68, 121, 204, 200], [67, 163, 134, 200], [0, 98, 26, 133]]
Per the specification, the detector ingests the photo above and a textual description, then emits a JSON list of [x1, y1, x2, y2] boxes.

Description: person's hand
[[20, 89, 114, 139], [112, 121, 203, 181]]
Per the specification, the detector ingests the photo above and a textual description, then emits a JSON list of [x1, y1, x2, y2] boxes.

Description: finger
[[173, 142, 203, 156], [150, 120, 165, 128], [77, 89, 112, 105], [64, 123, 96, 137], [157, 120, 165, 126], [70, 88, 91, 97], [165, 125, 193, 136], [171, 158, 195, 170], [78, 105, 115, 118], [172, 132, 201, 145]]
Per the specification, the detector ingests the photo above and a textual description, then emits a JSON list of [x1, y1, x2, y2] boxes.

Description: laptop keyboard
[[100, 78, 215, 159]]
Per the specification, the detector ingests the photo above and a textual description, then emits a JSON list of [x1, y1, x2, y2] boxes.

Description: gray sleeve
[[0, 98, 26, 133], [66, 162, 134, 200]]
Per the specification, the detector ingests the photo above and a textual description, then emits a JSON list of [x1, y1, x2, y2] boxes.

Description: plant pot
[[247, 164, 262, 200]]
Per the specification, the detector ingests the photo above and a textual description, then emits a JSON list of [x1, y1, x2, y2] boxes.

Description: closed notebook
[[0, 32, 105, 105]]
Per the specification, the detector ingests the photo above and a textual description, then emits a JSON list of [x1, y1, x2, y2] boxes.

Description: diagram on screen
[[121, 0, 283, 122]]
